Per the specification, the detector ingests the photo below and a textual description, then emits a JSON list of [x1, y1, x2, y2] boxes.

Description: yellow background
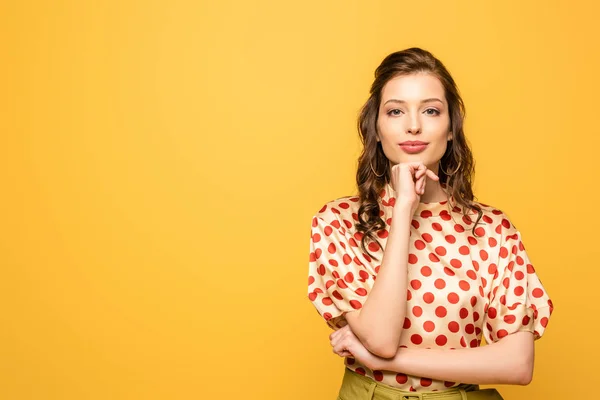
[[0, 0, 595, 399]]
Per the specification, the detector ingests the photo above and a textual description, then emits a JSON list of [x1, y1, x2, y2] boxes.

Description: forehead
[[381, 73, 446, 103]]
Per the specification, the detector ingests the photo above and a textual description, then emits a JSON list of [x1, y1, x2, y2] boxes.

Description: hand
[[391, 162, 439, 214], [329, 324, 381, 371]]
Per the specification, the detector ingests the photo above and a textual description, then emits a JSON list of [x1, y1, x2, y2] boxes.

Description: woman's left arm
[[378, 331, 534, 385], [330, 325, 534, 385]]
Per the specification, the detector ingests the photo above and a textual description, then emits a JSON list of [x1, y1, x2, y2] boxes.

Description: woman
[[307, 47, 553, 400]]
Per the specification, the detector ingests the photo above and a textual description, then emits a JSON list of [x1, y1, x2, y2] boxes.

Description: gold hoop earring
[[439, 159, 462, 176], [369, 159, 385, 177]]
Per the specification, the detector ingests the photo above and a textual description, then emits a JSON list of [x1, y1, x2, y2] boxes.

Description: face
[[376, 73, 453, 172]]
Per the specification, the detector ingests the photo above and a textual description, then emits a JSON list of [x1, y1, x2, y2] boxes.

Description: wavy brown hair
[[355, 47, 483, 261]]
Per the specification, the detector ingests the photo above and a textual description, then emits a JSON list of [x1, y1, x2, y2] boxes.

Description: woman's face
[[376, 73, 452, 172]]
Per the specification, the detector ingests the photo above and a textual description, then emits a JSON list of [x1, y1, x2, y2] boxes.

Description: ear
[[448, 131, 453, 141]]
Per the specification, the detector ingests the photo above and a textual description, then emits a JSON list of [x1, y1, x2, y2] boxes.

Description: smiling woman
[[307, 47, 554, 400]]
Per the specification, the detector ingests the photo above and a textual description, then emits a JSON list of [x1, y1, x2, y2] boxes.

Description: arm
[[345, 202, 413, 358], [373, 331, 535, 385]]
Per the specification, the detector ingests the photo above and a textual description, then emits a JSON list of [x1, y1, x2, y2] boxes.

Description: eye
[[387, 109, 401, 116], [425, 109, 441, 116]]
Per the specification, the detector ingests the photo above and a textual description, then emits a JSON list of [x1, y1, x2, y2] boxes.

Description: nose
[[406, 115, 421, 134]]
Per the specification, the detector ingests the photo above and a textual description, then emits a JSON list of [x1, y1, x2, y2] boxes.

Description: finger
[[333, 342, 347, 355], [427, 170, 440, 181]]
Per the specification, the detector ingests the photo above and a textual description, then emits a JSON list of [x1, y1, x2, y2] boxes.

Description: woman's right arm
[[344, 201, 413, 359]]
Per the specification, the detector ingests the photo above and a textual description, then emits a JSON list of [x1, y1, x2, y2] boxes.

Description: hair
[[355, 47, 483, 261]]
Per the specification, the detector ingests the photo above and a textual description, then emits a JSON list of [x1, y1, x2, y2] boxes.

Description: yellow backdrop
[[1, 0, 595, 399]]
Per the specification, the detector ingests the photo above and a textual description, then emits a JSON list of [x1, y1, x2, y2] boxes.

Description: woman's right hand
[[391, 162, 440, 215]]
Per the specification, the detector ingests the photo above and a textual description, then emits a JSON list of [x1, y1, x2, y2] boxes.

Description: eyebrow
[[383, 98, 444, 105]]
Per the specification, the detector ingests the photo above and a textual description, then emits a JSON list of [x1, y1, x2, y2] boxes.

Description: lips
[[399, 142, 428, 154], [400, 141, 428, 145]]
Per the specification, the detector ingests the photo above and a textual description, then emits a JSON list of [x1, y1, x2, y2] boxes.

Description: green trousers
[[337, 368, 504, 400]]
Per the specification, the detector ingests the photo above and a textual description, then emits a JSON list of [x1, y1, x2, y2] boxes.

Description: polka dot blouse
[[307, 182, 554, 392]]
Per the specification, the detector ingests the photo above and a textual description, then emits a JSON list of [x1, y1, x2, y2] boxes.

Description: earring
[[369, 159, 385, 177], [439, 159, 462, 176]]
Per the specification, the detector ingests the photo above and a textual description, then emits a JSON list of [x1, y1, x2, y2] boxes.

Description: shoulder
[[312, 194, 360, 231], [465, 198, 520, 243]]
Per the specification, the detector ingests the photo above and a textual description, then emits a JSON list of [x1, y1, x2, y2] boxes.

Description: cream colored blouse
[[307, 182, 553, 392]]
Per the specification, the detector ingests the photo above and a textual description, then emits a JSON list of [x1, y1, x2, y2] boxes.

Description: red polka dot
[[514, 286, 524, 296], [413, 306, 423, 317], [450, 259, 462, 268], [515, 270, 524, 280], [355, 288, 367, 296], [497, 329, 508, 339], [459, 308, 469, 319], [355, 367, 366, 375], [436, 335, 448, 346], [532, 288, 544, 298], [322, 297, 333, 305], [448, 292, 459, 304], [349, 300, 362, 309], [435, 278, 446, 289], [541, 317, 548, 327], [423, 292, 435, 304], [411, 334, 423, 345], [368, 242, 380, 252], [410, 279, 422, 289], [459, 280, 470, 291], [423, 321, 435, 332], [396, 373, 408, 384], [448, 321, 460, 333], [373, 370, 383, 381], [403, 317, 411, 329], [429, 253, 440, 262], [459, 245, 470, 255], [421, 377, 432, 387], [408, 253, 418, 264], [444, 267, 455, 276], [445, 235, 456, 244], [504, 315, 516, 324], [479, 249, 489, 261], [344, 272, 354, 283], [465, 324, 475, 334], [432, 223, 442, 231], [415, 240, 426, 250], [435, 306, 447, 318], [422, 233, 433, 243], [466, 269, 477, 280], [435, 246, 447, 256], [487, 307, 497, 319], [421, 266, 432, 276]]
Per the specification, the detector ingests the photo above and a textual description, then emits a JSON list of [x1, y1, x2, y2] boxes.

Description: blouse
[[307, 182, 553, 392]]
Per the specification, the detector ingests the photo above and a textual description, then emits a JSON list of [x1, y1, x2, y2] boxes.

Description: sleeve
[[307, 214, 372, 330], [482, 228, 554, 344]]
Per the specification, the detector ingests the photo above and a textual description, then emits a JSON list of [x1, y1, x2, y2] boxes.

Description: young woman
[[307, 48, 553, 400]]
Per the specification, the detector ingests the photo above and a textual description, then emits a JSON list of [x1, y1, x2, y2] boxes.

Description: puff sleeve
[[483, 228, 554, 343], [307, 214, 373, 330]]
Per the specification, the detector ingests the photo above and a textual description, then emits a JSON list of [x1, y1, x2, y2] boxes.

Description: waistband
[[339, 367, 484, 400]]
